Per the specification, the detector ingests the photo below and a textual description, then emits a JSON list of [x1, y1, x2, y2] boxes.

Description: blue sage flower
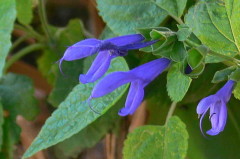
[[59, 34, 157, 84], [197, 80, 235, 136], [89, 58, 171, 116]]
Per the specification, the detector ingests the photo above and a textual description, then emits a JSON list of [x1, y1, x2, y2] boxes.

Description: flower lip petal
[[79, 51, 113, 84], [206, 129, 221, 136], [196, 95, 219, 114], [118, 81, 144, 116], [104, 34, 145, 46]]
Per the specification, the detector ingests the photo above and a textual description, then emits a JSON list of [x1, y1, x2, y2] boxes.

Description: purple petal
[[206, 129, 221, 136], [91, 72, 138, 98], [218, 102, 228, 131], [118, 81, 144, 116], [196, 95, 219, 114], [104, 34, 145, 46], [130, 58, 171, 86], [79, 51, 114, 84], [119, 40, 158, 50], [209, 102, 221, 130], [216, 80, 235, 102], [62, 39, 101, 61]]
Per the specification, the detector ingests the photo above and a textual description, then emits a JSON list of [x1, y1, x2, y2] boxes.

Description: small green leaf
[[97, 0, 168, 35], [16, 0, 33, 24], [229, 68, 240, 82], [167, 63, 192, 102], [212, 66, 236, 83], [187, 48, 204, 69], [0, 73, 39, 120], [185, 0, 240, 56], [156, 0, 187, 17], [0, 0, 16, 77], [187, 63, 205, 78], [177, 24, 192, 41], [123, 116, 188, 159], [37, 49, 58, 85], [233, 82, 240, 100], [23, 57, 129, 158], [170, 41, 187, 62], [0, 117, 21, 159]]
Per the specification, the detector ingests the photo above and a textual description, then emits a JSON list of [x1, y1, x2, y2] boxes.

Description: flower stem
[[4, 44, 45, 73], [10, 35, 28, 51], [14, 24, 44, 41], [38, 0, 53, 42], [165, 102, 177, 124], [171, 15, 184, 24]]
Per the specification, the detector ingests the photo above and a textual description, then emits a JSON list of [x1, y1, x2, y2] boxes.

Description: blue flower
[[197, 80, 235, 136], [89, 58, 171, 116], [59, 34, 157, 84]]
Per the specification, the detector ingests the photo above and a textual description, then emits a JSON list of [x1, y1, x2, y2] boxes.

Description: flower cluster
[[60, 33, 170, 116], [60, 33, 236, 136]]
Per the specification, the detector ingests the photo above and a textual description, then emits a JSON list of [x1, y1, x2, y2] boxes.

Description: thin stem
[[165, 102, 177, 124], [4, 44, 45, 73], [38, 0, 53, 42], [10, 35, 28, 51], [14, 24, 44, 41], [171, 15, 184, 24]]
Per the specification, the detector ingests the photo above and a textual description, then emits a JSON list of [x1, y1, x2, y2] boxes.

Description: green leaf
[[233, 82, 240, 100], [23, 57, 129, 158], [185, 0, 240, 56], [156, 0, 187, 17], [0, 103, 3, 150], [0, 0, 16, 77], [187, 48, 204, 69], [37, 49, 58, 85], [47, 19, 85, 106], [0, 73, 39, 120], [97, 0, 168, 35], [186, 63, 205, 78], [212, 66, 236, 83], [53, 95, 125, 158], [16, 0, 33, 25], [0, 117, 21, 159], [229, 68, 240, 82], [167, 63, 192, 102], [123, 116, 188, 159], [170, 41, 187, 62], [177, 24, 192, 41]]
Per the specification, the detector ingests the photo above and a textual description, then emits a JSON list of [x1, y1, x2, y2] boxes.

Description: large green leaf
[[53, 95, 125, 159], [123, 116, 188, 159], [156, 0, 187, 17], [167, 63, 192, 102], [97, 0, 168, 35], [185, 0, 240, 56], [16, 0, 33, 24], [0, 0, 16, 77], [23, 57, 129, 158], [0, 73, 39, 120]]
